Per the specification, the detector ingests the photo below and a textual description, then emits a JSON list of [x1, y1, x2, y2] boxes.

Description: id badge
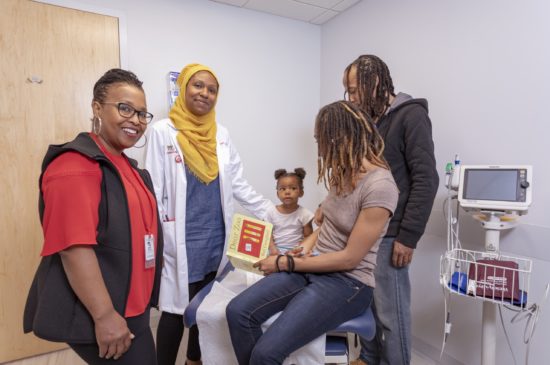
[[144, 234, 155, 269]]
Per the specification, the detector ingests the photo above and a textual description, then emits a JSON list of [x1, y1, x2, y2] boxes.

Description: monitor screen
[[458, 165, 531, 212], [462, 169, 519, 202]]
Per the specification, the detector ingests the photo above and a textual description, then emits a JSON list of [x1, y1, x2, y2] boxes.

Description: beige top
[[316, 167, 398, 287]]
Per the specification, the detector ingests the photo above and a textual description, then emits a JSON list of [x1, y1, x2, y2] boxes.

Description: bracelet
[[285, 254, 295, 273], [275, 254, 284, 273]]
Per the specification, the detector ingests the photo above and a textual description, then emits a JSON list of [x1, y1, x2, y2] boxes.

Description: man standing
[[343, 55, 439, 365]]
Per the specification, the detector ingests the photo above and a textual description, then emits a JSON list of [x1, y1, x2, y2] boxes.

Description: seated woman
[[225, 100, 399, 365], [196, 167, 320, 365]]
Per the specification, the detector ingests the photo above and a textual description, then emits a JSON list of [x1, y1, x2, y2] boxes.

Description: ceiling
[[209, 0, 362, 25]]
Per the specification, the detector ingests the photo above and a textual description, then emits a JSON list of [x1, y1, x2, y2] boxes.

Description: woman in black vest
[[24, 69, 163, 365]]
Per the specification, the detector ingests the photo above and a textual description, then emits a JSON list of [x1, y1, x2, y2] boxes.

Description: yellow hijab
[[170, 64, 219, 184]]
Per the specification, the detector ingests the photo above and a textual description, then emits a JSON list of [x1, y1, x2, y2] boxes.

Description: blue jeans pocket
[[338, 274, 368, 303]]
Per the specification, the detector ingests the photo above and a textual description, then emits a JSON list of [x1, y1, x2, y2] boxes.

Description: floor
[[5, 312, 436, 365], [3, 313, 189, 365], [4, 348, 436, 365], [4, 349, 436, 365], [411, 351, 438, 365]]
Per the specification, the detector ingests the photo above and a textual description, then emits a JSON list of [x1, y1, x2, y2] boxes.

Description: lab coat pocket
[[161, 220, 177, 260]]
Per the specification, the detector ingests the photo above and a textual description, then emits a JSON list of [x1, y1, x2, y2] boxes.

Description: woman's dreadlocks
[[315, 101, 387, 195]]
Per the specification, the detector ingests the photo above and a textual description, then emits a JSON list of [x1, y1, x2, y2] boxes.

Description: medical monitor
[[458, 165, 532, 212]]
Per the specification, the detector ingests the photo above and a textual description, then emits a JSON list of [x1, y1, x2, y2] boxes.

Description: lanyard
[[120, 164, 156, 235], [92, 134, 155, 234]]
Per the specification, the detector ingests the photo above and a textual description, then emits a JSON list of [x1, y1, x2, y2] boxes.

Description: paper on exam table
[[197, 269, 325, 365]]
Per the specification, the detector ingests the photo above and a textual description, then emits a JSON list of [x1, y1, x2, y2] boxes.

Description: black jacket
[[377, 93, 439, 248], [23, 133, 163, 343]]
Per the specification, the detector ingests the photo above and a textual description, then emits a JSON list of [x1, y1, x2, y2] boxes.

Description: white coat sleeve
[[227, 134, 272, 221], [144, 126, 167, 219]]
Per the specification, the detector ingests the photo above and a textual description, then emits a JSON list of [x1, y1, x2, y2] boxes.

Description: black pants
[[156, 271, 217, 365], [69, 309, 156, 365]]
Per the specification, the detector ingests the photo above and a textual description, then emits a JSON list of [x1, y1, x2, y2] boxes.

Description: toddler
[[267, 168, 314, 255]]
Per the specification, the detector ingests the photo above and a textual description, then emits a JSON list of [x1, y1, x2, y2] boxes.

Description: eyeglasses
[[102, 102, 153, 124]]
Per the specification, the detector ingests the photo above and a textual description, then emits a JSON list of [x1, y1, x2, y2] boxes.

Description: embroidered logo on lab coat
[[166, 145, 177, 154]]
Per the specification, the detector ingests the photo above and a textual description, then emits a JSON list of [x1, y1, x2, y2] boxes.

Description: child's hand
[[288, 245, 305, 257]]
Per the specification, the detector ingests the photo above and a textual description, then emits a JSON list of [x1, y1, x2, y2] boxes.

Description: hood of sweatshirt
[[386, 92, 429, 115]]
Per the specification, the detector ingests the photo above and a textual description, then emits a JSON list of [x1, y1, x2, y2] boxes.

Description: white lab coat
[[144, 118, 272, 314]]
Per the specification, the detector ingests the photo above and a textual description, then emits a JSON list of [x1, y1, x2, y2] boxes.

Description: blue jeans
[[226, 271, 373, 365], [360, 236, 412, 365]]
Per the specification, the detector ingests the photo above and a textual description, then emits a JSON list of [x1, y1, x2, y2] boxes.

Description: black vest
[[23, 133, 163, 343]]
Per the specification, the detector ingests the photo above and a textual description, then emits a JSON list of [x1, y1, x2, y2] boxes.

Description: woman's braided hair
[[93, 68, 144, 103], [315, 101, 387, 195]]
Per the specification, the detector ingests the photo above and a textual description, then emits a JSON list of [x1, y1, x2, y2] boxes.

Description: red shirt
[[41, 139, 158, 317]]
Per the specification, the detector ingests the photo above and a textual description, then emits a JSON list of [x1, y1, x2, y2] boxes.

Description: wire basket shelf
[[440, 248, 532, 308]]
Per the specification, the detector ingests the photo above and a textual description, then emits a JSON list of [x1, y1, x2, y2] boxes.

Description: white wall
[[321, 0, 550, 364], [56, 0, 323, 210]]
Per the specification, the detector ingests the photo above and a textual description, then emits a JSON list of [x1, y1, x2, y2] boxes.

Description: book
[[467, 259, 520, 302], [226, 213, 273, 274]]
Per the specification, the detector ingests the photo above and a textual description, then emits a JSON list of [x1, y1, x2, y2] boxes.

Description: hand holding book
[[226, 214, 273, 275]]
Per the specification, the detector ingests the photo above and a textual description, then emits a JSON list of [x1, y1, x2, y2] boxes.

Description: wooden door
[[0, 0, 120, 361]]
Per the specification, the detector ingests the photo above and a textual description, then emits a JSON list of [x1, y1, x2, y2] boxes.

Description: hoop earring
[[134, 133, 148, 149], [92, 116, 102, 135]]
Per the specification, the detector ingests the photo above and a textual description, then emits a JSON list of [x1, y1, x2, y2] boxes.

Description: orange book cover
[[226, 214, 273, 274]]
